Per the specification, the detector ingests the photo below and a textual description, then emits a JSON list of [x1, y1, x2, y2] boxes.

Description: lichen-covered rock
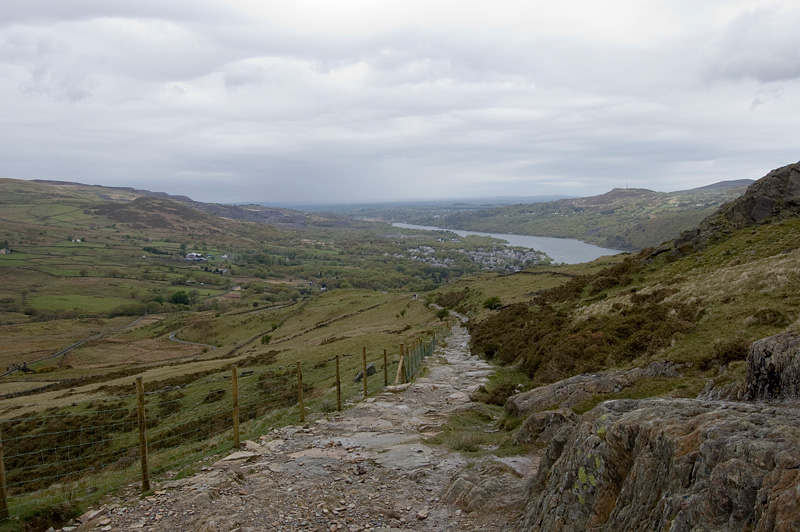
[[745, 333, 800, 401], [516, 398, 800, 531], [513, 409, 577, 446], [441, 458, 525, 514], [697, 378, 745, 401], [505, 361, 680, 417]]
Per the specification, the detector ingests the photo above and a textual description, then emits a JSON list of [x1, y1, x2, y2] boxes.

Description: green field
[[28, 295, 134, 313]]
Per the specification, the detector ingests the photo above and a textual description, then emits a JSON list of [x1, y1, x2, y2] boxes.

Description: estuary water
[[392, 223, 626, 264]]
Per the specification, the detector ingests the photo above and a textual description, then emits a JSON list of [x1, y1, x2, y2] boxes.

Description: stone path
[[59, 324, 531, 532]]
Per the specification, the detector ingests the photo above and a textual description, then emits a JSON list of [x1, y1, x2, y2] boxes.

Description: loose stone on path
[[68, 324, 528, 532]]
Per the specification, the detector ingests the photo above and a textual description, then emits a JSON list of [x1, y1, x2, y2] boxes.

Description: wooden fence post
[[296, 361, 305, 423], [395, 344, 405, 384], [362, 347, 368, 399], [395, 355, 405, 384], [231, 365, 240, 449], [383, 349, 388, 387], [0, 424, 9, 520], [336, 355, 342, 411], [135, 376, 151, 492], [405, 345, 411, 382]]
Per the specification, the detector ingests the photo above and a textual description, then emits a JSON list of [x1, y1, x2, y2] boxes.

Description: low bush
[[699, 336, 751, 370], [435, 288, 471, 312], [469, 295, 703, 383], [482, 296, 502, 310], [747, 308, 791, 328]]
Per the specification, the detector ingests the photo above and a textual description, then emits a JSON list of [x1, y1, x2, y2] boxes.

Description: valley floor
[[61, 325, 532, 532]]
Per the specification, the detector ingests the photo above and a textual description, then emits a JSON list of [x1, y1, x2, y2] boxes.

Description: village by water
[[392, 223, 626, 264]]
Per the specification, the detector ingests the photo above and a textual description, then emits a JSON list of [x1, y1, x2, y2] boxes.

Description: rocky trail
[[58, 324, 532, 532]]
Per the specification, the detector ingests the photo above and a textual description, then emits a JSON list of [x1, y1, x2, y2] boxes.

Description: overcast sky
[[1, 0, 799, 204]]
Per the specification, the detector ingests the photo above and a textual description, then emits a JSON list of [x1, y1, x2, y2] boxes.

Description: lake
[[392, 223, 626, 264]]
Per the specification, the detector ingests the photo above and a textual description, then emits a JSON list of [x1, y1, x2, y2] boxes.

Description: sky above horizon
[[1, 0, 799, 205]]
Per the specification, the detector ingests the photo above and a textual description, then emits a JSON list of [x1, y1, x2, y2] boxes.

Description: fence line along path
[[77, 323, 532, 532]]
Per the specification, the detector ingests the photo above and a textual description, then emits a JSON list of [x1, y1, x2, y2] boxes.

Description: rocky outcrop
[[513, 409, 577, 446], [671, 161, 800, 254], [441, 458, 525, 513], [696, 378, 744, 401], [353, 362, 377, 383], [745, 332, 800, 401], [512, 333, 800, 531], [505, 361, 681, 417], [517, 398, 800, 532]]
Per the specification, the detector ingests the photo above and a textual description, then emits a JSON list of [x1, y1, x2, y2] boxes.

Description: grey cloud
[[705, 6, 800, 82], [4, 20, 238, 91], [0, 0, 235, 26], [19, 64, 96, 101], [1, 31, 66, 62], [750, 87, 784, 109], [1, 1, 799, 204]]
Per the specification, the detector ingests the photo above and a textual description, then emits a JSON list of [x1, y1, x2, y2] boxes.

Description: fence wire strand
[[0, 329, 448, 523]]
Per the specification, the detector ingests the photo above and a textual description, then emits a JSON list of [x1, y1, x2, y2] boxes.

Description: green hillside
[[0, 177, 553, 396], [0, 179, 523, 528], [0, 164, 795, 530], [455, 162, 800, 404], [390, 183, 751, 251]]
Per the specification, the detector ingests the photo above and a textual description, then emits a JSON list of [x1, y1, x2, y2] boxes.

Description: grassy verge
[[426, 403, 528, 457]]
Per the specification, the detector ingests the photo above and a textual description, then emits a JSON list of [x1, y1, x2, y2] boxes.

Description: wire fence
[[0, 325, 451, 524]]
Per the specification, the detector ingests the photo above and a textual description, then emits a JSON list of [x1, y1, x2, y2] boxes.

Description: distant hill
[[280, 195, 575, 212], [670, 163, 800, 255], [406, 180, 752, 251], [21, 178, 756, 251], [467, 159, 800, 388], [30, 179, 327, 228], [459, 164, 800, 532], [0, 177, 506, 328], [675, 179, 755, 193]]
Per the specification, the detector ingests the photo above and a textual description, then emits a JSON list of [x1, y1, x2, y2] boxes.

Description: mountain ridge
[[671, 162, 800, 254], [462, 161, 800, 531], [30, 178, 316, 228], [393, 180, 752, 251], [673, 178, 755, 193]]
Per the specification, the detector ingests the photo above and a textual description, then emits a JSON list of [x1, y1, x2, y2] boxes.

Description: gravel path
[[59, 324, 532, 532]]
